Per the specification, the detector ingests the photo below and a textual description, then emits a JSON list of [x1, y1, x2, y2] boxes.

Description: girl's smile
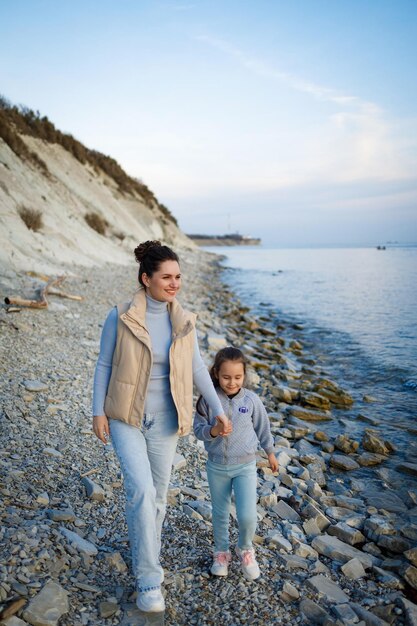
[[217, 360, 245, 396]]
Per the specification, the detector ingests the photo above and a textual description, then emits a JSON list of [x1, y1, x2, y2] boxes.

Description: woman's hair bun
[[134, 240, 162, 263]]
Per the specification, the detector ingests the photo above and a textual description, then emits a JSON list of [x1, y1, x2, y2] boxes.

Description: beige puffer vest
[[104, 288, 196, 436]]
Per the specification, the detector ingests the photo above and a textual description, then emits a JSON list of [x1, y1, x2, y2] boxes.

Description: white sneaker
[[236, 547, 260, 580], [210, 551, 231, 576], [136, 588, 165, 612]]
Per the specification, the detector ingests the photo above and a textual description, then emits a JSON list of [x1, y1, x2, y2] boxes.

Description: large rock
[[299, 599, 330, 624], [300, 391, 330, 411], [272, 500, 301, 522], [306, 574, 349, 603], [81, 476, 105, 502], [288, 406, 332, 422], [334, 434, 359, 454], [330, 454, 360, 471], [60, 527, 98, 557], [341, 557, 366, 580], [23, 581, 69, 626], [362, 430, 393, 455], [311, 534, 378, 569], [327, 522, 365, 545]]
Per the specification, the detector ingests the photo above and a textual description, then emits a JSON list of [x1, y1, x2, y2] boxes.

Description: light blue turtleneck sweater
[[93, 294, 223, 418]]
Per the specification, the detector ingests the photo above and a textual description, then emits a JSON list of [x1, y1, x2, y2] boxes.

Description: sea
[[205, 244, 417, 466]]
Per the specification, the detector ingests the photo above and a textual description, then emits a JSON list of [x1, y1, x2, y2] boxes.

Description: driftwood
[[5, 276, 64, 309]]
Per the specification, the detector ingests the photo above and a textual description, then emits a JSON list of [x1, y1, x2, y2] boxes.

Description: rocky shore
[[1, 249, 417, 626]]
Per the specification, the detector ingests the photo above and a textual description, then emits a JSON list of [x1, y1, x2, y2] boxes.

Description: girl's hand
[[93, 415, 110, 444], [268, 452, 279, 472], [210, 414, 232, 437], [216, 413, 232, 435]]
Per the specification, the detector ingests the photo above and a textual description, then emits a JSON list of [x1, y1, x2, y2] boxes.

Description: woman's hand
[[268, 452, 279, 473], [210, 413, 232, 437], [93, 415, 110, 444]]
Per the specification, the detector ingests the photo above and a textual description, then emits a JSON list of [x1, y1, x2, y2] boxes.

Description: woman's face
[[142, 260, 181, 302]]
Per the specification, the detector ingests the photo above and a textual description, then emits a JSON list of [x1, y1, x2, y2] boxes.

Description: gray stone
[[184, 500, 212, 520], [306, 574, 349, 603], [46, 509, 75, 522], [272, 499, 301, 522], [397, 597, 417, 626], [81, 476, 105, 502], [2, 618, 29, 626], [302, 502, 331, 531], [299, 599, 331, 624], [362, 431, 392, 455], [327, 522, 366, 545], [267, 532, 293, 552], [303, 518, 322, 539], [403, 564, 417, 590], [311, 534, 378, 569], [376, 534, 411, 553], [330, 454, 360, 471], [341, 558, 366, 580], [23, 581, 68, 626], [42, 447, 63, 459], [397, 462, 417, 477], [60, 527, 98, 556], [293, 540, 318, 560], [307, 463, 327, 487], [99, 601, 118, 619], [357, 452, 387, 467], [23, 379, 48, 392], [104, 551, 127, 573], [332, 603, 360, 624], [205, 331, 227, 351], [350, 603, 390, 626], [405, 547, 417, 567]]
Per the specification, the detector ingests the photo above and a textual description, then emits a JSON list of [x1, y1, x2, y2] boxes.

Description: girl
[[92, 241, 231, 612], [194, 346, 278, 580]]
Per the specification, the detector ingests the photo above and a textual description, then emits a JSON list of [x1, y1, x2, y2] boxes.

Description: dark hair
[[134, 240, 179, 287], [196, 346, 247, 414]]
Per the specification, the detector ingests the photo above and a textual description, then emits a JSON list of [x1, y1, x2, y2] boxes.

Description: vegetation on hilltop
[[0, 95, 177, 225]]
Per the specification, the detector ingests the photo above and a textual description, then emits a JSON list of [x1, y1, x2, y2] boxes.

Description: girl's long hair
[[196, 346, 247, 414]]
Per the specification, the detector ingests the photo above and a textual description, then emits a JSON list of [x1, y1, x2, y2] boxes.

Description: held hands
[[268, 452, 279, 473], [210, 413, 232, 438], [93, 415, 110, 445]]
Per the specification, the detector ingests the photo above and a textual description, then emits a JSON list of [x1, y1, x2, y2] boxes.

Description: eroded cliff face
[[0, 134, 192, 275]]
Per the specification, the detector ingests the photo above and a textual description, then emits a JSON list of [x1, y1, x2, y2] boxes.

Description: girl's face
[[216, 360, 245, 395], [142, 260, 181, 303]]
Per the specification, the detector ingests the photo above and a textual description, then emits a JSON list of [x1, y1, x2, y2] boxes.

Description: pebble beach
[[1, 248, 417, 626]]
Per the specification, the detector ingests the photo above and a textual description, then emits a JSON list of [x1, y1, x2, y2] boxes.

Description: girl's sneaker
[[136, 587, 165, 612], [210, 551, 231, 576], [236, 547, 260, 580]]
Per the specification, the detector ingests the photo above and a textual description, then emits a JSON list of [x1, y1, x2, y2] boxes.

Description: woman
[[92, 240, 231, 613]]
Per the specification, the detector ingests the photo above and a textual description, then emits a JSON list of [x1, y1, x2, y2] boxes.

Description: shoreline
[[1, 250, 417, 625]]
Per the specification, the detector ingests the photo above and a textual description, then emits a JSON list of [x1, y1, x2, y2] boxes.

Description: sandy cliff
[[0, 132, 192, 275]]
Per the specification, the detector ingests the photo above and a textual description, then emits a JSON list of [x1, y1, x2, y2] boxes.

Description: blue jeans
[[207, 459, 258, 552], [109, 411, 178, 592]]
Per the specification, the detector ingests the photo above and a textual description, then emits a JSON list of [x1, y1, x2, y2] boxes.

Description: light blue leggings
[[207, 459, 257, 552]]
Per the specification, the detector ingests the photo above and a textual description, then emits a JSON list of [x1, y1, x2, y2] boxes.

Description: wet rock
[[330, 454, 360, 471], [300, 392, 330, 411], [288, 406, 332, 422], [22, 581, 68, 626], [405, 547, 417, 567], [362, 431, 393, 456], [357, 452, 387, 466], [403, 564, 417, 589], [334, 434, 359, 454], [397, 597, 417, 626], [332, 603, 361, 624], [397, 462, 417, 477]]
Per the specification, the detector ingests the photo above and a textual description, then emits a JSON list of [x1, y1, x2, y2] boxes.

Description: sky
[[1, 0, 417, 246]]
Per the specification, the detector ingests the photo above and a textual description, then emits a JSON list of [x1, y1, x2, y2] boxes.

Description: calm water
[[205, 245, 417, 454]]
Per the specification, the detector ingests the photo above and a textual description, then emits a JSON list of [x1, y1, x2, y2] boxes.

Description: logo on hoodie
[[239, 406, 249, 413]]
